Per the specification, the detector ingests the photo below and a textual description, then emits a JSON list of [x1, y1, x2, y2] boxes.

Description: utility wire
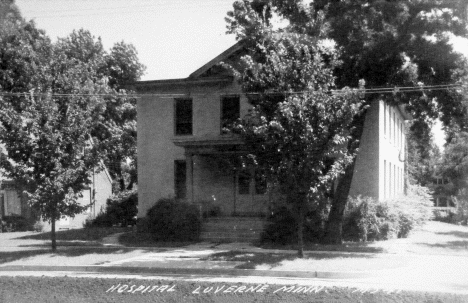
[[0, 84, 465, 98], [24, 2, 230, 19], [21, 0, 226, 14]]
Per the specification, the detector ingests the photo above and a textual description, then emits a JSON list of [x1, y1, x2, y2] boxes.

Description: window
[[221, 96, 240, 134], [396, 118, 400, 148], [254, 171, 267, 195], [384, 104, 387, 137], [238, 170, 251, 195], [400, 121, 403, 148], [174, 160, 187, 199], [389, 108, 392, 143], [384, 160, 387, 199], [438, 197, 448, 207], [238, 169, 267, 195], [449, 198, 456, 207], [175, 99, 192, 135]]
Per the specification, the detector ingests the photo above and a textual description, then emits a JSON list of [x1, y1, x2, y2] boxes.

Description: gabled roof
[[133, 42, 244, 90], [188, 41, 244, 79]]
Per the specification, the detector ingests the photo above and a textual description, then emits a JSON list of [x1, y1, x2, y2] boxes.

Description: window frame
[[174, 160, 187, 199], [174, 98, 193, 136], [220, 95, 240, 134]]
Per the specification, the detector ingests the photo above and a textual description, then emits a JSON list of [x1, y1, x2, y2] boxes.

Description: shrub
[[1, 215, 34, 232], [33, 220, 44, 232], [261, 206, 297, 244], [433, 209, 456, 223], [85, 190, 138, 227], [433, 197, 468, 225], [261, 203, 328, 244], [343, 185, 433, 241], [145, 198, 201, 241]]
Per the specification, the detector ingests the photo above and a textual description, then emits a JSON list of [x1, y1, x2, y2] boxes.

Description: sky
[[15, 0, 237, 81], [13, 0, 468, 149]]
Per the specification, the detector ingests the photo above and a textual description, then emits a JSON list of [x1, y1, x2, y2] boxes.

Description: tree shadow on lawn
[[0, 246, 151, 265], [258, 242, 384, 254], [204, 250, 378, 269], [118, 232, 201, 248], [435, 230, 468, 239], [16, 227, 129, 242], [419, 240, 468, 250]]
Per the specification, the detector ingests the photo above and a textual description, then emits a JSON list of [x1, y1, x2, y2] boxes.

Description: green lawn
[[1, 276, 466, 303], [118, 232, 199, 248], [18, 227, 129, 242]]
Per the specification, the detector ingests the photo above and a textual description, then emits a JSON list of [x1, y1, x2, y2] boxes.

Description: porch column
[[185, 152, 194, 204]]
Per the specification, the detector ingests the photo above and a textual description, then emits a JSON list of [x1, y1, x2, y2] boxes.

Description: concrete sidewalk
[[1, 221, 468, 294]]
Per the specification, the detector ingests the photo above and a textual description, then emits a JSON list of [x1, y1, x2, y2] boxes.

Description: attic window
[[175, 98, 192, 136], [221, 95, 240, 134]]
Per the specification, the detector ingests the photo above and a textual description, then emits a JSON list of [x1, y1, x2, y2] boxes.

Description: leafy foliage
[[1, 214, 34, 232], [85, 190, 138, 227], [344, 186, 433, 242], [0, 2, 144, 249], [226, 0, 468, 244], [406, 123, 441, 186], [143, 198, 201, 242], [438, 132, 468, 225], [225, 13, 364, 255], [261, 204, 329, 245]]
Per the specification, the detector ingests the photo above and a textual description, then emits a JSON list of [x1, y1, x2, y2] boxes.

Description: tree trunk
[[323, 162, 355, 244], [323, 106, 368, 244], [51, 218, 57, 252], [297, 203, 305, 258], [295, 192, 307, 258]]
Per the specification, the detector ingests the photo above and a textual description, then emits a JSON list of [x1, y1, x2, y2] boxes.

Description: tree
[[55, 29, 145, 192], [406, 124, 440, 186], [440, 132, 468, 223], [226, 0, 468, 244], [226, 4, 364, 255], [0, 3, 144, 250]]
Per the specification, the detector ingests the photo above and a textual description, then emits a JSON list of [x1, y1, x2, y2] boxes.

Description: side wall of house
[[138, 93, 185, 217], [41, 169, 113, 231], [349, 100, 407, 201], [379, 102, 406, 200], [349, 99, 380, 199]]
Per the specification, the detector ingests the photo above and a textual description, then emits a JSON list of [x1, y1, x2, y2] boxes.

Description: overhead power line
[[22, 1, 230, 19], [0, 84, 465, 99]]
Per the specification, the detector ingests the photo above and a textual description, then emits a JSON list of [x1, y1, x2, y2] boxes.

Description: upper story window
[[175, 98, 192, 136], [384, 104, 387, 137], [221, 95, 240, 134]]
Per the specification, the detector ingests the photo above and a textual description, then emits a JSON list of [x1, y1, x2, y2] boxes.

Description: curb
[[0, 265, 374, 279]]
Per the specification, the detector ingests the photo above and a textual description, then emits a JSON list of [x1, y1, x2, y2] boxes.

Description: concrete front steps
[[200, 217, 268, 243]]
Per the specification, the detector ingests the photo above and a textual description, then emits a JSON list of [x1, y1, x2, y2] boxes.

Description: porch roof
[[173, 135, 245, 154]]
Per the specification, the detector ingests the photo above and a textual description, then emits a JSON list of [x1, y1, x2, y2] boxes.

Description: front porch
[[174, 135, 271, 217]]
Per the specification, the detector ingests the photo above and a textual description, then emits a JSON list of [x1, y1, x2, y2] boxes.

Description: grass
[[1, 276, 467, 303], [18, 227, 129, 242], [203, 250, 379, 270], [118, 231, 200, 248], [259, 241, 384, 253], [203, 251, 295, 269]]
